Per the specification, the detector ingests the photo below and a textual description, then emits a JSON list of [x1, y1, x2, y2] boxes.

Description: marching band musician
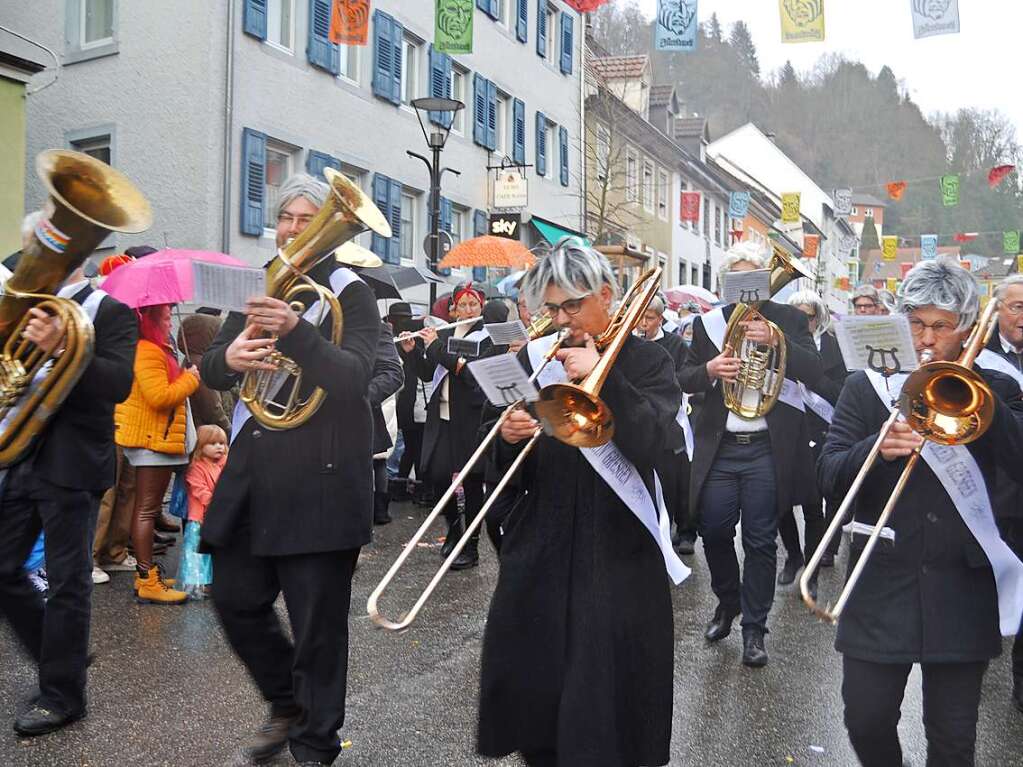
[[199, 174, 380, 766], [819, 261, 1023, 766], [0, 255, 137, 736], [679, 241, 823, 668], [477, 241, 684, 767]]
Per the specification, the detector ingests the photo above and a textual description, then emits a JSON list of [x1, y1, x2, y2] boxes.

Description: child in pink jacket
[[178, 425, 227, 598]]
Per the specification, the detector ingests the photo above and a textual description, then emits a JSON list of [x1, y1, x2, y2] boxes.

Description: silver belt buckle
[[735, 433, 752, 445]]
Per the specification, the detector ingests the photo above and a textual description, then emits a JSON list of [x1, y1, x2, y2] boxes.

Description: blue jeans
[[697, 438, 778, 632]]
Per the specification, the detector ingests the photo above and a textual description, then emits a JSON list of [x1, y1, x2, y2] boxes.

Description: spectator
[[178, 425, 228, 599]]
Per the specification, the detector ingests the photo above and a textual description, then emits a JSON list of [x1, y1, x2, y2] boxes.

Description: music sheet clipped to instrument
[[191, 262, 267, 312]]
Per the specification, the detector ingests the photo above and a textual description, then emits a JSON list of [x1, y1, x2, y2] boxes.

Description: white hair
[[646, 294, 665, 316], [994, 274, 1023, 300], [852, 284, 880, 303], [21, 210, 44, 248], [877, 289, 896, 312], [274, 173, 329, 220], [718, 241, 769, 287], [897, 260, 979, 331], [787, 289, 831, 335], [522, 237, 619, 309]]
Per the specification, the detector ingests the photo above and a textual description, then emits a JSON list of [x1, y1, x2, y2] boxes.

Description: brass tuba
[[239, 168, 391, 430], [721, 243, 814, 418], [0, 150, 152, 466]]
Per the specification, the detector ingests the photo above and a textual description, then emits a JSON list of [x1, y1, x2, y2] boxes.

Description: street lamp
[[409, 96, 464, 307]]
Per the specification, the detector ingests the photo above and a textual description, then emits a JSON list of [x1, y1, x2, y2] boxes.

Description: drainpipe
[[579, 12, 587, 235], [221, 0, 237, 253]]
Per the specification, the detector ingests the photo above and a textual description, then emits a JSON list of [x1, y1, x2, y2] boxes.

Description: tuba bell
[[239, 168, 391, 431], [0, 150, 152, 466], [721, 243, 814, 419]]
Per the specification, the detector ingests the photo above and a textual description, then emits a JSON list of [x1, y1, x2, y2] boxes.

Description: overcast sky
[[634, 0, 1020, 136]]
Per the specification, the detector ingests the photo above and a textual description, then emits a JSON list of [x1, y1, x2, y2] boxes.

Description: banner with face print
[[911, 0, 960, 40], [832, 188, 852, 218], [779, 0, 825, 43], [882, 236, 899, 262], [1005, 231, 1021, 255], [435, 0, 474, 54], [940, 174, 960, 207], [781, 192, 801, 223], [920, 234, 939, 259], [655, 0, 698, 52], [680, 191, 701, 223], [728, 191, 751, 219], [329, 0, 370, 45]]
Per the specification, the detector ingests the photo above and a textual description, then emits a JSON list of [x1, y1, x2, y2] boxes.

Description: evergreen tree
[[860, 216, 881, 251], [729, 21, 760, 78], [708, 12, 723, 42], [778, 60, 798, 88]]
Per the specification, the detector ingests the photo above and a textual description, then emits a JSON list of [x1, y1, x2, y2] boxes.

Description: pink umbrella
[[664, 285, 718, 312], [100, 249, 247, 309]]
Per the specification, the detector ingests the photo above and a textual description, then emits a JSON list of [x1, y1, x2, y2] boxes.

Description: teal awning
[[531, 217, 591, 248]]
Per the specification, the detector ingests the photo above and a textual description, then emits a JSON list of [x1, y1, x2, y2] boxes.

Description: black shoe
[[153, 531, 175, 546], [777, 558, 801, 586], [14, 704, 85, 737], [820, 553, 835, 568], [676, 535, 696, 556], [243, 711, 299, 764], [373, 491, 392, 525], [805, 574, 819, 603], [450, 534, 480, 571], [441, 515, 465, 558], [1013, 676, 1023, 713], [704, 605, 739, 643], [742, 630, 769, 668]]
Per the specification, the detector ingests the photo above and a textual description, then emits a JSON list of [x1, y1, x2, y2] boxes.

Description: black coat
[[369, 321, 403, 455], [982, 332, 1023, 530], [415, 320, 491, 479], [818, 368, 1023, 663], [653, 331, 690, 520], [478, 336, 682, 767], [653, 329, 688, 379], [200, 261, 379, 556], [28, 285, 137, 491], [679, 302, 824, 517], [395, 338, 425, 429]]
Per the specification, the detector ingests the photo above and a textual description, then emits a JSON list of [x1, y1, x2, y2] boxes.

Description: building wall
[[0, 77, 27, 255]]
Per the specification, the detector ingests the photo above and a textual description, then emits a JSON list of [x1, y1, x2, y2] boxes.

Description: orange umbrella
[[438, 236, 536, 270]]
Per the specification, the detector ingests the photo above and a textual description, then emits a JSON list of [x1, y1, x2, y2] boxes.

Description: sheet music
[[833, 315, 919, 373], [484, 320, 529, 346], [720, 269, 771, 305], [467, 354, 539, 406], [191, 262, 266, 312], [447, 337, 482, 358]]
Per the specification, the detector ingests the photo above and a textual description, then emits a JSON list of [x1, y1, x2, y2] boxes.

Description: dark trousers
[[842, 655, 987, 767], [398, 423, 424, 479], [698, 438, 778, 631], [657, 449, 693, 541], [211, 526, 360, 765], [778, 499, 825, 565], [484, 488, 516, 554], [0, 461, 100, 715]]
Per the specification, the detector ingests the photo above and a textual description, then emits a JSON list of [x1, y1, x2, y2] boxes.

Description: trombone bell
[[533, 384, 613, 448]]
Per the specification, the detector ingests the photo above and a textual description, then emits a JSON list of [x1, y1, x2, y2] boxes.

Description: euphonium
[[239, 168, 391, 430], [0, 150, 152, 466], [721, 243, 815, 419]]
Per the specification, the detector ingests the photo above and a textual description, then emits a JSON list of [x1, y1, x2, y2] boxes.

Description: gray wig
[[787, 289, 831, 335], [646, 294, 666, 316], [718, 240, 769, 287], [522, 237, 619, 309], [852, 284, 880, 304], [994, 274, 1023, 300], [274, 173, 329, 220], [896, 260, 979, 331]]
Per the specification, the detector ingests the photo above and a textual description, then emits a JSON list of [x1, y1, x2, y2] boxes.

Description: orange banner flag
[[886, 181, 907, 201], [803, 234, 820, 258], [329, 0, 370, 45]]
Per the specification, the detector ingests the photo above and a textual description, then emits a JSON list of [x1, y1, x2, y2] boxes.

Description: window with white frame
[[702, 199, 711, 239], [450, 207, 465, 245], [714, 204, 723, 246], [499, 0, 513, 31], [70, 133, 111, 164], [596, 124, 610, 181], [642, 160, 654, 213], [80, 0, 114, 48], [545, 123, 555, 178], [851, 206, 859, 216], [401, 38, 420, 106], [262, 141, 296, 231], [400, 193, 417, 262], [496, 95, 509, 157], [338, 43, 358, 81], [450, 68, 466, 134], [690, 265, 699, 284], [266, 0, 294, 51], [625, 149, 637, 202], [864, 207, 874, 218], [657, 169, 668, 220], [546, 5, 558, 61]]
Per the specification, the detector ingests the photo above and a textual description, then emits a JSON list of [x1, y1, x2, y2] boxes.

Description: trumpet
[[367, 267, 662, 631], [799, 299, 1000, 623]]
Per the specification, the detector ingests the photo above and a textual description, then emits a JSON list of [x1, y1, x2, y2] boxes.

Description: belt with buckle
[[726, 431, 769, 445]]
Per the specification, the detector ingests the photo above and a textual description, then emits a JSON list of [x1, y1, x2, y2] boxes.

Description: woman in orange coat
[[114, 304, 199, 603]]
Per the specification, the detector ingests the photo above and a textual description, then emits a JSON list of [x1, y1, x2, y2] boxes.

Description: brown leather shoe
[[155, 513, 180, 533], [244, 711, 300, 763]]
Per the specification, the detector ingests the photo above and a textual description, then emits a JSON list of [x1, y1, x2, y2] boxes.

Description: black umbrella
[[387, 264, 453, 291], [355, 266, 402, 300]]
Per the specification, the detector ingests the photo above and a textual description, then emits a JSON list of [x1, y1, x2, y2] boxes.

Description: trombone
[[367, 267, 663, 631], [799, 298, 1001, 622]]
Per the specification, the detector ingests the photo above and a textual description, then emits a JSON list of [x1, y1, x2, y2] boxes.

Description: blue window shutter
[[476, 0, 489, 15], [428, 47, 452, 126], [371, 173, 391, 258], [473, 266, 487, 282], [387, 179, 402, 265], [474, 209, 488, 237], [240, 128, 267, 236], [306, 150, 341, 181], [535, 111, 546, 177], [512, 98, 525, 164], [372, 11, 394, 100], [440, 197, 452, 233], [307, 0, 339, 75], [516, 0, 528, 42], [243, 0, 267, 39], [473, 74, 486, 147], [559, 126, 569, 187], [536, 0, 546, 57], [560, 13, 573, 75], [488, 0, 500, 19], [486, 79, 497, 151], [390, 18, 404, 105]]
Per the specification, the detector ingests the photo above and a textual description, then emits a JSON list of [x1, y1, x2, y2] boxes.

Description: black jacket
[[369, 321, 404, 455], [28, 285, 137, 492], [653, 330, 688, 388], [679, 301, 823, 517], [819, 368, 1023, 663], [200, 261, 379, 556], [983, 332, 1023, 529]]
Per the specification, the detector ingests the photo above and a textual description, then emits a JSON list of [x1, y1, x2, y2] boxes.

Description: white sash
[[231, 267, 363, 443], [799, 383, 834, 424], [526, 335, 690, 585], [976, 348, 1023, 389], [428, 327, 489, 394], [864, 369, 1023, 636], [676, 395, 693, 460]]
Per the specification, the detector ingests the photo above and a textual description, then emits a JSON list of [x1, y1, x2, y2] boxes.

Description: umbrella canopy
[[387, 264, 452, 291], [496, 270, 527, 297], [100, 248, 247, 309], [438, 236, 536, 270], [664, 285, 718, 312], [355, 265, 401, 300]]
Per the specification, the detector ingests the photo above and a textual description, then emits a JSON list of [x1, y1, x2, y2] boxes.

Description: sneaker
[[135, 568, 187, 605], [101, 555, 138, 572], [91, 567, 110, 585]]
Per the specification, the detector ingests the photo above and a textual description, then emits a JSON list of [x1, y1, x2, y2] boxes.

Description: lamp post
[[408, 97, 464, 308]]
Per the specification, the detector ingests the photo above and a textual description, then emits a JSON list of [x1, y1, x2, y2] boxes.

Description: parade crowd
[[1, 170, 1022, 767]]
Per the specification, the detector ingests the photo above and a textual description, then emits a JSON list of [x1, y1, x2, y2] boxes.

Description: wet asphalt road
[[1, 501, 1021, 766]]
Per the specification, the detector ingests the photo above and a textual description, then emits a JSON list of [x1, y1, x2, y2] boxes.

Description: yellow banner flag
[[886, 277, 898, 293], [1018, 255, 1023, 274], [781, 192, 801, 223], [882, 236, 898, 261], [779, 0, 825, 44]]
